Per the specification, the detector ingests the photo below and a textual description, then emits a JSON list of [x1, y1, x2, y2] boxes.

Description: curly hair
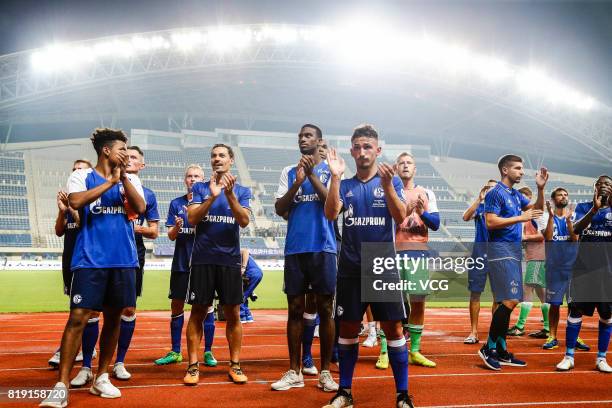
[[90, 128, 128, 156]]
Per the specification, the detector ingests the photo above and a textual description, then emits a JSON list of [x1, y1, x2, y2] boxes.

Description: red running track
[[0, 308, 611, 407]]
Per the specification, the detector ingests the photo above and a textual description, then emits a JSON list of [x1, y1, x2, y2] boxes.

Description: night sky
[[1, 0, 611, 104]]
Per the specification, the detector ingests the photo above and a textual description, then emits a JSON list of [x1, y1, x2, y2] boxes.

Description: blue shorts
[[488, 259, 523, 302], [545, 264, 571, 306], [70, 268, 137, 311], [168, 270, 189, 300], [284, 252, 337, 296], [335, 276, 406, 322], [467, 261, 489, 293]]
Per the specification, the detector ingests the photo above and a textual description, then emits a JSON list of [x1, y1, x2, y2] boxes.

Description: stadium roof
[[0, 24, 610, 175]]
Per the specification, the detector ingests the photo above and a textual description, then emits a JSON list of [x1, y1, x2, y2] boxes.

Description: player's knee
[[252, 270, 263, 284], [470, 292, 481, 302], [287, 297, 305, 320], [315, 295, 334, 320], [170, 300, 185, 315], [66, 310, 89, 329], [190, 305, 208, 322], [122, 307, 136, 317], [600, 317, 612, 326], [223, 305, 241, 323], [568, 304, 583, 320], [339, 321, 361, 338], [380, 321, 403, 338], [503, 299, 519, 309]]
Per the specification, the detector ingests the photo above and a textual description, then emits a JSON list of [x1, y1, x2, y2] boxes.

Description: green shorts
[[399, 251, 430, 298], [524, 260, 546, 288]]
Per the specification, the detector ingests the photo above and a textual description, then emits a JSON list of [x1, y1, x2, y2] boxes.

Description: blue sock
[[170, 313, 184, 353], [388, 337, 408, 393], [338, 338, 359, 390], [203, 312, 215, 352], [81, 317, 99, 368], [115, 315, 136, 364], [302, 313, 317, 361], [598, 319, 612, 360], [565, 317, 582, 358], [315, 314, 321, 326]]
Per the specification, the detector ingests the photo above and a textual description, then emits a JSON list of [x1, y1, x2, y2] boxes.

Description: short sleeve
[[425, 188, 438, 213], [126, 174, 145, 199], [392, 176, 405, 202], [145, 191, 160, 221], [67, 169, 89, 194], [339, 179, 348, 205], [239, 187, 252, 209], [275, 166, 292, 199], [166, 200, 178, 227], [485, 188, 502, 215], [518, 192, 531, 210], [475, 204, 484, 218], [537, 212, 549, 231], [190, 182, 205, 205], [571, 203, 588, 223]]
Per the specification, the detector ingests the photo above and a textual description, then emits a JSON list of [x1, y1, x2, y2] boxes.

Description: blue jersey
[[62, 211, 80, 271], [484, 181, 530, 261], [166, 195, 195, 273], [338, 174, 404, 276], [471, 203, 488, 259], [245, 255, 262, 277], [545, 214, 577, 267], [275, 162, 337, 255], [572, 202, 612, 242], [134, 186, 160, 263], [474, 203, 488, 243], [189, 181, 251, 267], [67, 168, 144, 270]]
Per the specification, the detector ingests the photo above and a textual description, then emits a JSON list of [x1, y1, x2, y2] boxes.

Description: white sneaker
[[271, 369, 305, 391], [48, 351, 60, 367], [556, 356, 574, 371], [39, 382, 68, 408], [314, 325, 320, 338], [317, 370, 339, 392], [596, 358, 612, 373], [362, 331, 378, 348], [112, 362, 131, 380], [75, 348, 97, 362], [90, 373, 121, 398], [70, 367, 93, 386], [302, 363, 318, 376]]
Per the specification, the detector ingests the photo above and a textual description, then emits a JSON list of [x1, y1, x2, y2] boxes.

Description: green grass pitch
[[0, 269, 505, 313], [0, 270, 287, 313]]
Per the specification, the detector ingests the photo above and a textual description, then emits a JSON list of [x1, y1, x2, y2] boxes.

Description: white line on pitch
[[421, 401, 612, 408]]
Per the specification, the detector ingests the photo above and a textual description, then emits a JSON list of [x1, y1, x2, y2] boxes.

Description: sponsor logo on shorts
[[72, 294, 82, 304], [190, 292, 195, 300], [336, 305, 344, 316]]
